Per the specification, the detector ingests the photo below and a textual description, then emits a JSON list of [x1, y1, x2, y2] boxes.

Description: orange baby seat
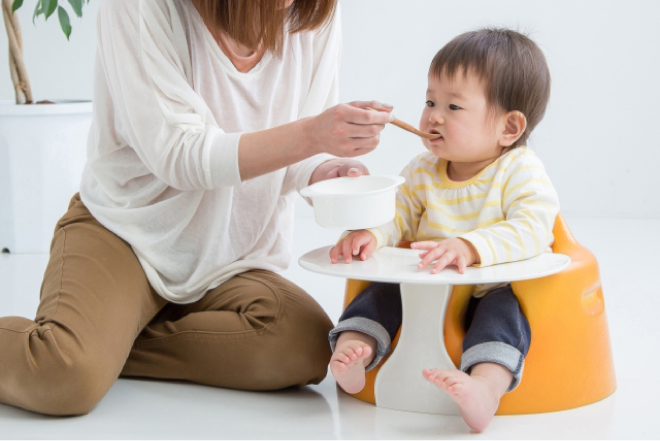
[[341, 214, 616, 414]]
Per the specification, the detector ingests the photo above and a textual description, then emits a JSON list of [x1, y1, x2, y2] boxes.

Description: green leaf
[[11, 0, 23, 13], [67, 0, 82, 17], [32, 0, 43, 24], [57, 6, 71, 39], [42, 0, 57, 20]]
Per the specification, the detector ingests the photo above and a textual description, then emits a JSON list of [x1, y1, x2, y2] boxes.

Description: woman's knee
[[248, 326, 331, 389], [161, 271, 333, 390], [25, 354, 113, 416], [271, 288, 333, 386], [237, 272, 333, 387]]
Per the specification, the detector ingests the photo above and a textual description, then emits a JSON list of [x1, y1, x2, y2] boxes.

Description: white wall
[[2, 0, 659, 218]]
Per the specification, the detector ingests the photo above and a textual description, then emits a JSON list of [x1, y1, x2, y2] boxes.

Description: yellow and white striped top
[[367, 147, 560, 295]]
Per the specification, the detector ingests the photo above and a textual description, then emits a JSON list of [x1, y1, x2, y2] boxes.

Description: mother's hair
[[191, 0, 338, 56]]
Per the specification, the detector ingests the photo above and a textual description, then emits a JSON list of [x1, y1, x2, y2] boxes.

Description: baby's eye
[[426, 100, 435, 108], [449, 104, 461, 110]]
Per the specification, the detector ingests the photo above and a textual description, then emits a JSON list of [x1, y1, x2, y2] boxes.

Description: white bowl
[[300, 175, 405, 230]]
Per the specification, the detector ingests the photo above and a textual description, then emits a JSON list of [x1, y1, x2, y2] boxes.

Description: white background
[[1, 0, 659, 218]]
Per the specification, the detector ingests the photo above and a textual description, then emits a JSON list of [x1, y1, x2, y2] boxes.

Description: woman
[[0, 0, 392, 415]]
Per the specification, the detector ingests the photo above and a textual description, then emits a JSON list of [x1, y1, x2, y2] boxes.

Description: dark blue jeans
[[329, 283, 531, 392]]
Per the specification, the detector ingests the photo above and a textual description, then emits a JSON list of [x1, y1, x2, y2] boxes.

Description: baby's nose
[[429, 111, 445, 125]]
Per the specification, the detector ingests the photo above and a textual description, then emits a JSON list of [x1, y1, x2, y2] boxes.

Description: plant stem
[[2, 0, 32, 104]]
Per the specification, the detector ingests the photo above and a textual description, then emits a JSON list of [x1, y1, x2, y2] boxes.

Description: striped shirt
[[367, 146, 560, 296]]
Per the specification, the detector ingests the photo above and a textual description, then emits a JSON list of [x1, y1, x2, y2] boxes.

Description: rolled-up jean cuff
[[328, 317, 392, 371], [460, 342, 525, 392]]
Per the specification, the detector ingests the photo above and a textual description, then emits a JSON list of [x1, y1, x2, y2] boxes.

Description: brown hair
[[191, 0, 337, 56], [430, 28, 551, 147]]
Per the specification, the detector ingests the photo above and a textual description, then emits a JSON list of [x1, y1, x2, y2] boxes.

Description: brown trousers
[[0, 194, 333, 415]]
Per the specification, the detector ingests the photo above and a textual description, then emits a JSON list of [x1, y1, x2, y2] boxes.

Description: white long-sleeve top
[[80, 0, 340, 303], [367, 147, 560, 296]]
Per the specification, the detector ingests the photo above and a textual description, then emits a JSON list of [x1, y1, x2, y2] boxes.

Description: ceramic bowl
[[300, 175, 405, 230]]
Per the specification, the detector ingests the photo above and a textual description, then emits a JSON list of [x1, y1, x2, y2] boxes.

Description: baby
[[328, 28, 559, 432]]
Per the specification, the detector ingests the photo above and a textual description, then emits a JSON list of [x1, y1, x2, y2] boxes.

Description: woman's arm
[[98, 1, 387, 191], [272, 5, 388, 189], [238, 101, 392, 181]]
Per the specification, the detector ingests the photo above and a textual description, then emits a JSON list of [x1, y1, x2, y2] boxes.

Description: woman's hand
[[238, 101, 391, 181], [329, 230, 377, 264], [411, 238, 480, 274], [309, 158, 369, 185], [306, 101, 393, 157]]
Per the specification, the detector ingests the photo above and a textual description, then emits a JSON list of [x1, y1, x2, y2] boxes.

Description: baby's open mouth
[[429, 129, 443, 140]]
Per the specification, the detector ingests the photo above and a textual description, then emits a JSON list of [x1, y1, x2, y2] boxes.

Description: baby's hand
[[411, 238, 479, 274], [329, 230, 377, 264]]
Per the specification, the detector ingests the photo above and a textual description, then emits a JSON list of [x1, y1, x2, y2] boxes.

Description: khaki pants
[[0, 194, 333, 415]]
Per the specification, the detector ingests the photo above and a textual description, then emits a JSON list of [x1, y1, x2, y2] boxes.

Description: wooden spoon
[[365, 107, 440, 139]]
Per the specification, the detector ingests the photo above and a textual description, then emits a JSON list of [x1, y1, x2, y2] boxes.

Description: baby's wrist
[[458, 238, 480, 265]]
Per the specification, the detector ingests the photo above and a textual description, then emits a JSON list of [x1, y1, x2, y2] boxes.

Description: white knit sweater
[[80, 0, 340, 303]]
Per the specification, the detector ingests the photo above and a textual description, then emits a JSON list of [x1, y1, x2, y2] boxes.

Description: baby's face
[[420, 71, 505, 164]]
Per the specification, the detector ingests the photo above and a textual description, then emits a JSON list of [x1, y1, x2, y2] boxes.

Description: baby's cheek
[[451, 127, 471, 144]]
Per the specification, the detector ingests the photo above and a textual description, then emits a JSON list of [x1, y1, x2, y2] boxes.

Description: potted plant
[[1, 0, 93, 254]]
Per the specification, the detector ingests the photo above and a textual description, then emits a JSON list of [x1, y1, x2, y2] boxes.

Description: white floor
[[1, 215, 659, 439]]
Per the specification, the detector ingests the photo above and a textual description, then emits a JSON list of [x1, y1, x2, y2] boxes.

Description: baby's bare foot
[[330, 340, 373, 394], [422, 368, 500, 432]]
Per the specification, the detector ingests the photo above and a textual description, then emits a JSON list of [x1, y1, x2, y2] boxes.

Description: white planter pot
[[0, 100, 92, 254]]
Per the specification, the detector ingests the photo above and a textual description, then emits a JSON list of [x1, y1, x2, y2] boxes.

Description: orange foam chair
[[340, 214, 616, 414]]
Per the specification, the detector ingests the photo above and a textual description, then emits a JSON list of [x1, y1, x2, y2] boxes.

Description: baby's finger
[[456, 254, 467, 274], [360, 237, 376, 260], [431, 250, 456, 274], [329, 245, 341, 264], [418, 248, 443, 270], [342, 238, 354, 264], [353, 234, 369, 256], [411, 241, 439, 251]]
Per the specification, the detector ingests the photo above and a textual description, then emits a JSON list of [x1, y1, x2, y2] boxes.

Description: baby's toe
[[343, 348, 358, 360], [422, 368, 442, 381], [441, 375, 459, 387], [447, 383, 464, 395], [330, 360, 347, 371], [332, 353, 349, 364], [361, 345, 372, 358]]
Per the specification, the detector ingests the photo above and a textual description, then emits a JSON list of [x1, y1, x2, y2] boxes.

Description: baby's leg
[[328, 282, 402, 394], [422, 362, 512, 432], [423, 285, 531, 432], [330, 331, 376, 394]]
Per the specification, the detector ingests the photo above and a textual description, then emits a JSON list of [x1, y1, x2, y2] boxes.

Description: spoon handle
[[364, 107, 440, 139], [390, 117, 440, 139]]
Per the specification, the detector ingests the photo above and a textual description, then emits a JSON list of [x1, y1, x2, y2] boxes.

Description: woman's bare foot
[[422, 366, 510, 432], [330, 340, 374, 394]]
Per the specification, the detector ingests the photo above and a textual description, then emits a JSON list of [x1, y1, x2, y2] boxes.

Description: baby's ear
[[500, 111, 527, 147]]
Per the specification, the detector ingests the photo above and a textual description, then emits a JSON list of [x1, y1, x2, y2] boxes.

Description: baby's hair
[[429, 28, 551, 147]]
